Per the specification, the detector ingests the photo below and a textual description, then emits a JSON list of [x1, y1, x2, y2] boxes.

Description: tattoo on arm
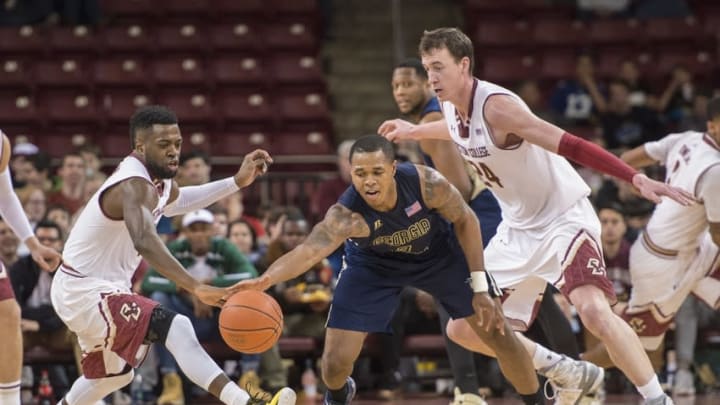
[[420, 165, 467, 223]]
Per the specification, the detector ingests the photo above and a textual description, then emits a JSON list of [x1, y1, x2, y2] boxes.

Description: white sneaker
[[449, 387, 488, 405], [672, 369, 696, 396], [643, 394, 674, 405], [538, 356, 604, 405]]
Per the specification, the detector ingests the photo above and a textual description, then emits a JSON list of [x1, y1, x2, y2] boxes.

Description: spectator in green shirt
[[142, 209, 258, 405]]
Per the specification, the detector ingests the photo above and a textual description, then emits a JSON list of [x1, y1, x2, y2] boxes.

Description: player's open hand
[[234, 149, 273, 188], [472, 292, 505, 335], [27, 238, 62, 272], [378, 119, 416, 142], [228, 275, 272, 295], [631, 173, 695, 206], [193, 284, 230, 308]]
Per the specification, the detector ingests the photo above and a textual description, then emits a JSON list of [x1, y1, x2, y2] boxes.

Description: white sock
[[219, 382, 251, 405], [532, 343, 563, 370], [637, 375, 664, 399], [0, 380, 21, 405], [164, 316, 227, 390]]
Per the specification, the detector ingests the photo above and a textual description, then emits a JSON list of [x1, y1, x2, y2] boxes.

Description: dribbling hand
[[472, 292, 505, 335], [377, 119, 416, 142], [234, 149, 273, 188], [193, 284, 230, 308], [631, 173, 696, 206]]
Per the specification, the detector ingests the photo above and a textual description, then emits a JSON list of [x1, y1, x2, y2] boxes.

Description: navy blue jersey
[[421, 96, 441, 118], [337, 163, 456, 271]]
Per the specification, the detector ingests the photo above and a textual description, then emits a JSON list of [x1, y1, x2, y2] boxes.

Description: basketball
[[219, 290, 283, 354]]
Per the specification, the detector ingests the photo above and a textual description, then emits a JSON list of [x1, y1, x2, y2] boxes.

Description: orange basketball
[[219, 290, 283, 354]]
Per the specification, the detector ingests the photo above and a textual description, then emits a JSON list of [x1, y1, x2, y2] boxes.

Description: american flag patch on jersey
[[404, 201, 422, 217]]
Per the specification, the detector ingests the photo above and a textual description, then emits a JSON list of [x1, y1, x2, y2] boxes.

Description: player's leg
[[60, 366, 135, 405], [526, 284, 580, 360], [148, 305, 295, 405], [0, 295, 22, 405], [561, 232, 667, 404], [321, 328, 366, 404], [436, 302, 482, 398]]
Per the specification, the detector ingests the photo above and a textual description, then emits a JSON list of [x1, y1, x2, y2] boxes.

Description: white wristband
[[470, 271, 489, 293]]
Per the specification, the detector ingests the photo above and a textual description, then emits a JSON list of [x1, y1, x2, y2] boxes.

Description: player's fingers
[[377, 120, 395, 135]]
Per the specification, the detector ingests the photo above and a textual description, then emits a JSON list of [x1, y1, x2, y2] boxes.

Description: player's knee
[[574, 298, 613, 337], [144, 305, 178, 345], [320, 350, 351, 382], [446, 318, 473, 346]]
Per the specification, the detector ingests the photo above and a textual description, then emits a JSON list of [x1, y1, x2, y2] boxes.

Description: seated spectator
[[9, 142, 39, 187], [516, 79, 557, 123], [46, 153, 86, 215], [141, 209, 260, 404], [17, 186, 46, 255], [45, 204, 72, 239], [228, 218, 264, 266], [600, 79, 663, 149], [14, 152, 52, 193], [309, 140, 353, 224], [576, 0, 631, 19], [657, 66, 696, 124], [550, 54, 605, 126], [76, 143, 106, 183], [9, 220, 79, 400], [618, 59, 652, 108], [260, 213, 332, 338], [209, 204, 230, 238], [679, 92, 710, 132]]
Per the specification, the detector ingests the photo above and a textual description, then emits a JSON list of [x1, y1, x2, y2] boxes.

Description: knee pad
[[144, 305, 178, 345]]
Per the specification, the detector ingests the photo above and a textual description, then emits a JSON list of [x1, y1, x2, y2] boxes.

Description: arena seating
[[0, 1, 331, 164]]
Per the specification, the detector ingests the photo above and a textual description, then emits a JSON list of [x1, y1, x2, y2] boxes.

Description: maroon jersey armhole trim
[[98, 176, 156, 221]]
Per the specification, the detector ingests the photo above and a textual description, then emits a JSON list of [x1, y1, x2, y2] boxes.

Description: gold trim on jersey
[[641, 232, 678, 258]]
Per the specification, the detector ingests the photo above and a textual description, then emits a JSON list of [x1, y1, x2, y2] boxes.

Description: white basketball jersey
[[441, 80, 590, 229], [62, 155, 173, 287], [643, 131, 720, 254]]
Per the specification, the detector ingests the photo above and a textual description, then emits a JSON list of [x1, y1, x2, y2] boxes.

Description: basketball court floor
[[339, 393, 719, 404]]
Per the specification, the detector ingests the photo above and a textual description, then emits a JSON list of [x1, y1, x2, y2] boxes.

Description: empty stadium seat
[[264, 21, 317, 50], [93, 58, 150, 87], [655, 49, 715, 77], [595, 47, 636, 78], [209, 23, 262, 51], [211, 55, 268, 87], [0, 91, 37, 123], [0, 25, 46, 54], [482, 54, 538, 83], [539, 51, 575, 81], [278, 93, 329, 121], [217, 92, 274, 124], [272, 132, 333, 155], [41, 91, 98, 124], [34, 133, 91, 157], [473, 20, 531, 47], [210, 132, 272, 157], [0, 59, 32, 89], [211, 0, 265, 18], [157, 90, 214, 124], [96, 134, 133, 158], [152, 56, 208, 86], [102, 25, 154, 53], [49, 26, 99, 54], [533, 19, 589, 46], [156, 23, 208, 52], [271, 54, 324, 85], [99, 90, 154, 122], [34, 59, 90, 88], [269, 0, 318, 15], [589, 19, 642, 45], [645, 17, 705, 43]]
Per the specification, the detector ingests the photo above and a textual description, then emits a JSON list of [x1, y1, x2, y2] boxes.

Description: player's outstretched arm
[[230, 204, 369, 293], [116, 178, 226, 306], [163, 149, 273, 217], [378, 118, 450, 142], [620, 145, 659, 169], [485, 95, 695, 206], [417, 165, 504, 333], [0, 132, 61, 271]]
